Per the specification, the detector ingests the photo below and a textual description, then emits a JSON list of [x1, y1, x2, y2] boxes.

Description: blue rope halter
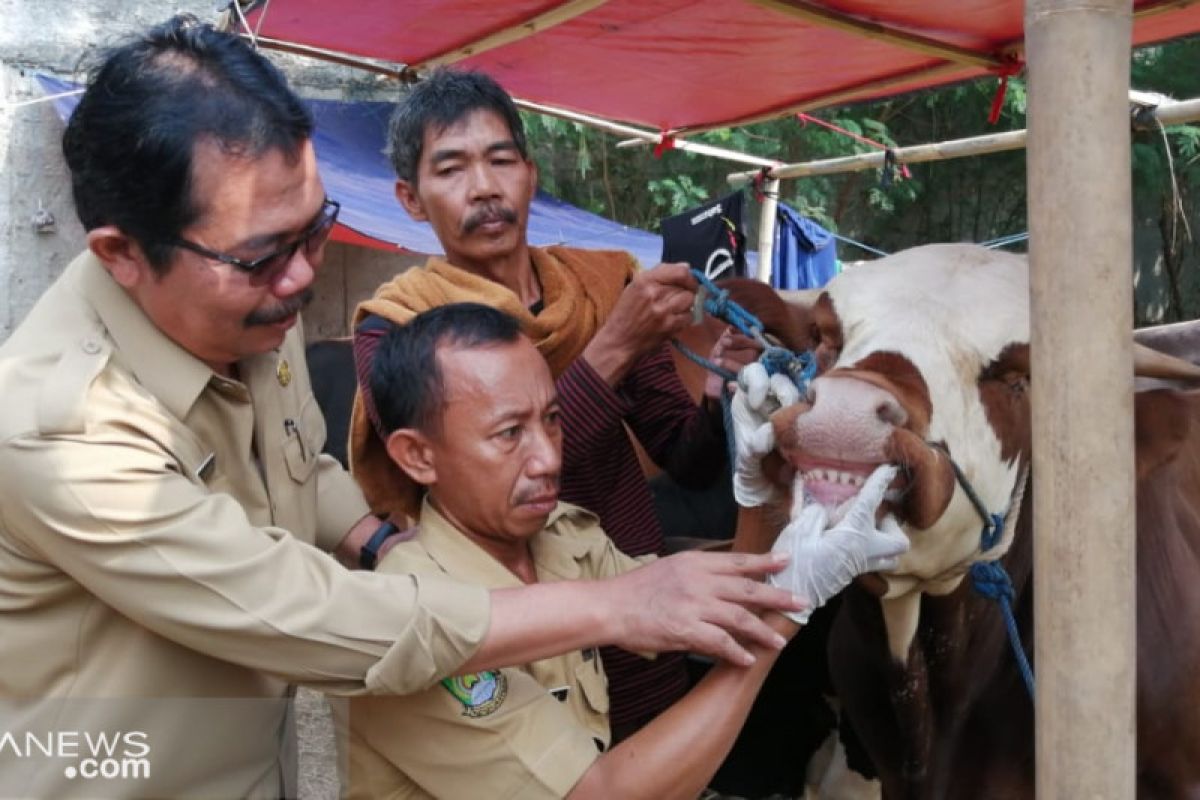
[[678, 268, 818, 386], [670, 269, 818, 465], [937, 448, 1035, 699]]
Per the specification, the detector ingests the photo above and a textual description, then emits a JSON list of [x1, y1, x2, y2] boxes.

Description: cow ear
[[978, 343, 1031, 463], [980, 343, 1030, 389]]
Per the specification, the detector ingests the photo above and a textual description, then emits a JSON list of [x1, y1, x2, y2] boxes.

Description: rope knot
[[970, 560, 1014, 603]]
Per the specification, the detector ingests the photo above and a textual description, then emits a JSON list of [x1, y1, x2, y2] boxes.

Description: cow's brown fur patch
[[835, 351, 934, 436]]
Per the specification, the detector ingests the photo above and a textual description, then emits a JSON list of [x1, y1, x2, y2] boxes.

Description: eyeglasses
[[169, 198, 340, 285]]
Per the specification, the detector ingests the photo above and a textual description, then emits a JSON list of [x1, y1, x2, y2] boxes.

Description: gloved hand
[[730, 362, 801, 507], [768, 464, 909, 623]]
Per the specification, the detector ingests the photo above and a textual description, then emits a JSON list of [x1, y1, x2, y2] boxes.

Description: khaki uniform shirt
[[344, 500, 648, 800], [0, 253, 490, 799]]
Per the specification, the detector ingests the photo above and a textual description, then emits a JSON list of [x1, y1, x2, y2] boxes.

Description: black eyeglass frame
[[168, 198, 340, 279]]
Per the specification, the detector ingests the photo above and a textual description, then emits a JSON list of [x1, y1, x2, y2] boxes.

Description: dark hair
[[371, 303, 522, 435], [62, 14, 313, 272], [386, 68, 528, 184]]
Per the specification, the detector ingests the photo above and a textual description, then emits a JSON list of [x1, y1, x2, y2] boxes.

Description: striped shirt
[[354, 314, 728, 740]]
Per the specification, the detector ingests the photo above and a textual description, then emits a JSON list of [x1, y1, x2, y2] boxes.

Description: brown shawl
[[349, 246, 636, 521]]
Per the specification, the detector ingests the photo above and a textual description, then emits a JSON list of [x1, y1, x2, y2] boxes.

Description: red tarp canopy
[[245, 0, 1200, 133]]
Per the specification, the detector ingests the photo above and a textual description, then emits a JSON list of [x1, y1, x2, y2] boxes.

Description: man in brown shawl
[[349, 69, 761, 740]]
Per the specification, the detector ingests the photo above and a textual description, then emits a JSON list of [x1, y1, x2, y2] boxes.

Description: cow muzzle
[[775, 373, 955, 522]]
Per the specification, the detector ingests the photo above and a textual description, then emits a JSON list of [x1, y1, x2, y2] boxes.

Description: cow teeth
[[802, 469, 870, 486]]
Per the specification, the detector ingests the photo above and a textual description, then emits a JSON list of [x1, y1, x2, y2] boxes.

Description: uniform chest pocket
[[283, 394, 328, 483]]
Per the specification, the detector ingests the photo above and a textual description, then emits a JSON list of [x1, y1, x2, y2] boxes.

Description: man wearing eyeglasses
[[0, 16, 804, 799]]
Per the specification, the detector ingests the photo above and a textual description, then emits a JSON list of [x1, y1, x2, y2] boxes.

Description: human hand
[[768, 464, 909, 623], [704, 327, 764, 401], [583, 263, 698, 384], [607, 550, 806, 666], [731, 362, 801, 507]]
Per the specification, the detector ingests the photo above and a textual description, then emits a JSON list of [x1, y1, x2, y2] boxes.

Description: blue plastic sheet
[[39, 76, 665, 268]]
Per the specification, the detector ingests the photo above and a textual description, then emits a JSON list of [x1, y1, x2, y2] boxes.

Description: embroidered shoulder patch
[[441, 671, 508, 718]]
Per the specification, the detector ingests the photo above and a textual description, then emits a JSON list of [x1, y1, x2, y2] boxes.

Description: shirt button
[[80, 337, 101, 354]]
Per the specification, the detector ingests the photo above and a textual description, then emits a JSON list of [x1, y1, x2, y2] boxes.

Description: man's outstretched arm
[[460, 549, 802, 672]]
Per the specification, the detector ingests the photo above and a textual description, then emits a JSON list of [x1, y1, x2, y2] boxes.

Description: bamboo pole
[[756, 178, 780, 284], [729, 130, 1027, 184], [1138, 96, 1200, 127], [514, 100, 784, 169], [238, 37, 782, 170], [727, 95, 1200, 185], [1026, 1, 1136, 797]]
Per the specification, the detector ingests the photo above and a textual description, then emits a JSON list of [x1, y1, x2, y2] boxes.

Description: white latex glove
[[731, 362, 801, 507], [768, 464, 909, 623]]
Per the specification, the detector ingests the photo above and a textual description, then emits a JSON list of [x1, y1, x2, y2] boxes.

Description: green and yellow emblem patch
[[441, 670, 508, 718]]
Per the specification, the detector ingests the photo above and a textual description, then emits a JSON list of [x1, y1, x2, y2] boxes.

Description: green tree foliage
[[523, 36, 1200, 322]]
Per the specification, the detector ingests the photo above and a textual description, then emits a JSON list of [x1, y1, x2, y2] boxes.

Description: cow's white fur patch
[[826, 244, 1030, 597]]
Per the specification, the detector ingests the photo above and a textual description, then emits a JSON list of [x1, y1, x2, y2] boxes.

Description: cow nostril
[[876, 399, 906, 426]]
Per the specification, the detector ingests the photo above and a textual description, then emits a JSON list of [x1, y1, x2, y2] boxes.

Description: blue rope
[[969, 510, 1036, 698], [691, 269, 768, 344], [687, 269, 819, 395], [980, 231, 1029, 250], [670, 270, 820, 466], [668, 340, 738, 467]]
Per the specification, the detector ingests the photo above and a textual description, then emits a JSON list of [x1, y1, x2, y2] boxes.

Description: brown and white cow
[[763, 243, 1200, 797]]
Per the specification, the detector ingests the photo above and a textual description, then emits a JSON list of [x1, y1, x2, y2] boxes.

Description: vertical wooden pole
[[1026, 1, 1136, 797], [756, 177, 780, 284]]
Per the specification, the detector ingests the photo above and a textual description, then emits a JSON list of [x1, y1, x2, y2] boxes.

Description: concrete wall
[[0, 0, 416, 345], [0, 64, 87, 341]]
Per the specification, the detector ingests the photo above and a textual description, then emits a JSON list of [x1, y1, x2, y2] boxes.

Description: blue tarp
[[39, 76, 665, 268]]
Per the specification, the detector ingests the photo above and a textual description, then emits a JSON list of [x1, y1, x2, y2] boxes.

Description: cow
[[758, 243, 1200, 798]]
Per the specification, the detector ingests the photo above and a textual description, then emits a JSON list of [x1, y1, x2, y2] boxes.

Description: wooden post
[[1026, 1, 1136, 797], [756, 178, 780, 284]]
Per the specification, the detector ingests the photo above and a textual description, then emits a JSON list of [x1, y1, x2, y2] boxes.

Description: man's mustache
[[463, 205, 518, 234], [244, 288, 314, 327], [513, 478, 561, 505]]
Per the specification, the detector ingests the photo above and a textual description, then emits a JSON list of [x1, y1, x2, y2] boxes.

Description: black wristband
[[360, 520, 399, 570]]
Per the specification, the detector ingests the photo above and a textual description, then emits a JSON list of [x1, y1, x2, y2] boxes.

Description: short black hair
[[62, 14, 313, 272], [371, 303, 522, 435], [386, 68, 528, 185]]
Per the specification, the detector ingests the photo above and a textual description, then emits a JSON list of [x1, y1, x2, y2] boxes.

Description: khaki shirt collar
[[416, 499, 597, 587], [78, 252, 217, 420]]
